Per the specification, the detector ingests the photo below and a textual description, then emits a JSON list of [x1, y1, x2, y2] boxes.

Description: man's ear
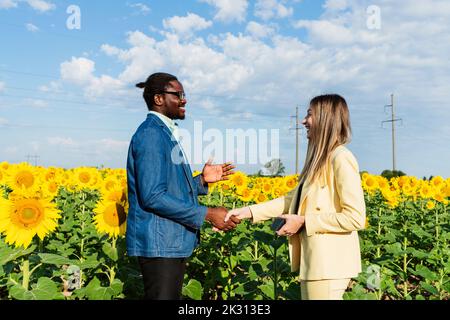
[[154, 94, 164, 106]]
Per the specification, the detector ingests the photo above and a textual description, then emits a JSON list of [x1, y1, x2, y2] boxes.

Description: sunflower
[[192, 170, 202, 178], [426, 200, 435, 210], [431, 176, 444, 188], [43, 167, 59, 182], [362, 174, 378, 194], [7, 162, 40, 193], [419, 183, 434, 199], [0, 161, 9, 170], [262, 181, 273, 194], [43, 180, 60, 198], [0, 169, 5, 185], [253, 191, 268, 204], [377, 176, 389, 191], [102, 177, 120, 192], [93, 200, 128, 238], [230, 171, 247, 189], [285, 176, 298, 189], [0, 193, 61, 248], [101, 186, 127, 203], [237, 187, 253, 203], [72, 167, 100, 191]]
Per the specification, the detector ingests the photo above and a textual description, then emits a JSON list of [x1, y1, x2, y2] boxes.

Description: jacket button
[[316, 207, 321, 211]]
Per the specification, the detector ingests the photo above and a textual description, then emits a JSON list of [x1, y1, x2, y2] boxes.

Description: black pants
[[138, 257, 187, 300]]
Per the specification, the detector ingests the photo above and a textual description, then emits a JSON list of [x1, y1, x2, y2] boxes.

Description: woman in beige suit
[[225, 94, 366, 300]]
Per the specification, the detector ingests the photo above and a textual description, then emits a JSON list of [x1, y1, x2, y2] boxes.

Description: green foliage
[[381, 169, 407, 179], [0, 186, 448, 300]]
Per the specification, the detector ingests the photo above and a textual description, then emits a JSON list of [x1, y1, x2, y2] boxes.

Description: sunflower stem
[[29, 263, 42, 277], [435, 205, 439, 243], [22, 259, 30, 291], [109, 237, 117, 285]]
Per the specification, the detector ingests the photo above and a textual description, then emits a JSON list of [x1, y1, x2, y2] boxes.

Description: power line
[[25, 154, 39, 166], [0, 68, 297, 105], [1, 123, 131, 132], [289, 105, 303, 175], [381, 94, 403, 172], [0, 92, 141, 112]]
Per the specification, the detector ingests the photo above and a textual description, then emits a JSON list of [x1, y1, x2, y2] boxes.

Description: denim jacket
[[126, 113, 208, 257]]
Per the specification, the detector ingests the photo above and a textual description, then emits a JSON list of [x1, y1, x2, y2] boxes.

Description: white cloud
[[24, 98, 48, 108], [48, 137, 77, 147], [323, 0, 348, 11], [60, 57, 95, 85], [128, 2, 150, 15], [0, 0, 17, 9], [200, 0, 248, 23], [101, 44, 124, 56], [5, 146, 18, 155], [53, 0, 450, 176], [0, 0, 55, 11], [47, 137, 128, 158], [39, 81, 61, 93], [60, 56, 126, 98], [254, 0, 293, 21], [97, 139, 129, 151], [245, 21, 275, 38], [163, 13, 213, 38], [25, 23, 39, 32], [294, 19, 354, 45], [26, 0, 55, 12]]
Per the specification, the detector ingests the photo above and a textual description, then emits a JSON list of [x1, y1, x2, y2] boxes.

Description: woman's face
[[302, 107, 313, 139]]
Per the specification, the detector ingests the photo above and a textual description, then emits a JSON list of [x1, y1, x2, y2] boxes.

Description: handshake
[[205, 207, 240, 231], [205, 207, 253, 232]]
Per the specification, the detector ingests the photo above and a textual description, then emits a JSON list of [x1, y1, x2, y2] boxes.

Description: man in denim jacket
[[126, 72, 239, 300]]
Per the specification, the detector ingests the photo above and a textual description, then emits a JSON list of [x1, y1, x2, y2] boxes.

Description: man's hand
[[201, 159, 235, 184], [224, 207, 252, 222], [205, 207, 240, 231], [276, 214, 305, 237]]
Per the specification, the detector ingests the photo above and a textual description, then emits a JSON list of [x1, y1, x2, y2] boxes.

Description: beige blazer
[[249, 145, 366, 280]]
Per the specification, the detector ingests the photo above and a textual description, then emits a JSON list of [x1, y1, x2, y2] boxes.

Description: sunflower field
[[0, 161, 448, 300]]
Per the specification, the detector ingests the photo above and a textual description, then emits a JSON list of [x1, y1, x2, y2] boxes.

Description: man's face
[[160, 80, 186, 120]]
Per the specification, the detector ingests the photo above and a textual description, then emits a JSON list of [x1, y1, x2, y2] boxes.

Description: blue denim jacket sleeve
[[133, 128, 208, 230], [193, 175, 209, 196]]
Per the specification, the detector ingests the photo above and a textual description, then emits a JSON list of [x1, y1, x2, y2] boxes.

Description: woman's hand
[[212, 207, 252, 232], [224, 207, 252, 222], [276, 214, 305, 237]]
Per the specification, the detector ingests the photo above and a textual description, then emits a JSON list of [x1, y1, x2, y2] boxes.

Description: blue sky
[[0, 0, 449, 178]]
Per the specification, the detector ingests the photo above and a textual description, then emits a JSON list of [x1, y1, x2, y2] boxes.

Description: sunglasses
[[161, 91, 186, 101]]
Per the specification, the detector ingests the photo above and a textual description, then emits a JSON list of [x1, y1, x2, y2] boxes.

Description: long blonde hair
[[299, 94, 352, 186]]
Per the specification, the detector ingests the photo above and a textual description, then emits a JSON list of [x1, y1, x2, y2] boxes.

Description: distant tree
[[381, 169, 406, 180]]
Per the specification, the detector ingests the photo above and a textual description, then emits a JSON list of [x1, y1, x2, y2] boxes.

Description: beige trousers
[[300, 278, 350, 300]]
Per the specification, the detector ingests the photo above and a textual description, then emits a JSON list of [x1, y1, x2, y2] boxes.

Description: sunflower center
[[48, 182, 58, 193], [105, 181, 116, 191], [15, 202, 43, 227], [16, 171, 34, 188], [104, 203, 126, 227], [79, 172, 90, 184]]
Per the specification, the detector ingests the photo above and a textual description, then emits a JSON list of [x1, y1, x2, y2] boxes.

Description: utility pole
[[382, 94, 402, 172], [289, 105, 302, 175], [25, 154, 40, 166]]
